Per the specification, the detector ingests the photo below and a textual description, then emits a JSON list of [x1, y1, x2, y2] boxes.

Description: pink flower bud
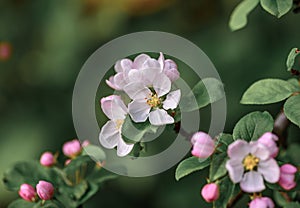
[[201, 183, 219, 203], [0, 42, 12, 61], [191, 132, 215, 158], [257, 132, 278, 158], [249, 197, 274, 208], [18, 184, 36, 202], [279, 164, 297, 190], [163, 59, 180, 82], [63, 139, 82, 158], [36, 180, 54, 200], [65, 159, 71, 166], [82, 140, 90, 147], [40, 152, 56, 167]]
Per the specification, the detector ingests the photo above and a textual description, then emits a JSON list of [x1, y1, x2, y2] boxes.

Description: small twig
[[272, 110, 290, 149], [174, 121, 193, 141], [227, 191, 243, 208], [280, 191, 292, 203]]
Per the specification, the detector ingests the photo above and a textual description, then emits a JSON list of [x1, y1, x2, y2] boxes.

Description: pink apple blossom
[[99, 95, 134, 157], [201, 183, 219, 203], [63, 139, 82, 158], [279, 164, 297, 190], [36, 181, 54, 200], [226, 140, 280, 193], [191, 132, 215, 158], [158, 52, 180, 82], [249, 197, 274, 208], [40, 152, 56, 167], [257, 132, 278, 158], [19, 184, 36, 202]]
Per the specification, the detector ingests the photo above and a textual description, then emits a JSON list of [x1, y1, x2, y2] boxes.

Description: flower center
[[243, 154, 259, 171], [115, 119, 124, 130], [147, 94, 161, 107]]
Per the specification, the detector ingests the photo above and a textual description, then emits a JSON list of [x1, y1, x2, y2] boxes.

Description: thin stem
[[273, 110, 290, 149], [174, 121, 193, 141], [227, 191, 243, 208]]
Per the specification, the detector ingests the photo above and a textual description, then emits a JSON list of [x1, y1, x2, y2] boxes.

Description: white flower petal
[[114, 59, 133, 73], [123, 82, 151, 100], [117, 138, 134, 157], [227, 140, 250, 161], [250, 142, 270, 161], [153, 73, 171, 97], [240, 171, 265, 193], [128, 100, 151, 122], [163, 89, 181, 110], [133, 54, 150, 69], [113, 72, 127, 90], [158, 52, 165, 69], [99, 121, 119, 149], [101, 96, 127, 120], [225, 159, 244, 183], [149, 109, 174, 125], [143, 58, 161, 69], [258, 158, 280, 183], [106, 76, 121, 90]]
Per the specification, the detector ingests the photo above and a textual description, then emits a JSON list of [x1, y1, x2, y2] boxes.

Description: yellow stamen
[[115, 119, 124, 130], [243, 154, 259, 171], [146, 94, 161, 107]]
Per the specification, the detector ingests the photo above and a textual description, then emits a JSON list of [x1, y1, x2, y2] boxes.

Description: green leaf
[[229, 0, 259, 31], [180, 78, 225, 112], [87, 167, 118, 185], [121, 115, 159, 143], [82, 144, 106, 162], [284, 202, 300, 208], [213, 176, 240, 208], [216, 133, 234, 152], [241, 79, 295, 104], [260, 0, 293, 18], [274, 190, 289, 207], [8, 199, 35, 208], [233, 111, 274, 141], [209, 152, 228, 181], [8, 199, 62, 208], [287, 143, 300, 165], [63, 155, 94, 176], [287, 48, 300, 71], [284, 95, 300, 127], [175, 157, 210, 181], [287, 78, 300, 90]]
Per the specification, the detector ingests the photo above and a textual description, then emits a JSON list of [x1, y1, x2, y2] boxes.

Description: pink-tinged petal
[[257, 132, 278, 158], [280, 164, 297, 174], [142, 67, 163, 85], [143, 58, 161, 69], [149, 109, 174, 125], [123, 82, 151, 100], [240, 171, 265, 193], [101, 95, 127, 120], [153, 73, 171, 97], [113, 72, 127, 89], [201, 183, 219, 203], [114, 59, 133, 73], [163, 59, 180, 82], [191, 132, 215, 159], [225, 159, 244, 183], [249, 197, 274, 208], [127, 69, 143, 82], [99, 121, 120, 149], [128, 100, 151, 122], [250, 142, 270, 161], [258, 158, 280, 183], [117, 138, 134, 157], [158, 52, 165, 69], [106, 76, 122, 90], [133, 54, 150, 69], [163, 89, 181, 110], [227, 140, 250, 161]]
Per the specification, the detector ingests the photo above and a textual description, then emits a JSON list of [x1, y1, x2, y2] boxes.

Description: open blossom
[[19, 184, 36, 202], [257, 132, 278, 158], [63, 139, 82, 158], [106, 53, 179, 90], [226, 140, 280, 193], [99, 95, 134, 157], [36, 181, 54, 200], [40, 152, 56, 167], [249, 197, 274, 208], [201, 183, 219, 203], [124, 70, 180, 126], [191, 132, 215, 158], [279, 164, 297, 190]]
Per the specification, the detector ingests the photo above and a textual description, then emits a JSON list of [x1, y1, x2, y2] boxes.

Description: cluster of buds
[[18, 181, 54, 202]]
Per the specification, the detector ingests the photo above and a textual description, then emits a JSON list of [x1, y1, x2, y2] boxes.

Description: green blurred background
[[1, 0, 299, 207]]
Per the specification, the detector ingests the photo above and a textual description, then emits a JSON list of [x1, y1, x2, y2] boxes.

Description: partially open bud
[[257, 132, 278, 158], [36, 180, 54, 200], [201, 183, 219, 203], [249, 197, 274, 208], [65, 159, 71, 166], [191, 132, 215, 158], [63, 139, 82, 158], [40, 152, 56, 167], [19, 184, 36, 202], [82, 140, 90, 147], [279, 164, 297, 190]]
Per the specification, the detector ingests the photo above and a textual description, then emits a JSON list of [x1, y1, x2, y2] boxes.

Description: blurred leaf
[[209, 152, 227, 181], [77, 182, 99, 205], [233, 111, 274, 141], [286, 48, 300, 71], [83, 144, 106, 162], [287, 78, 300, 90], [122, 115, 159, 143], [216, 133, 234, 152], [284, 202, 300, 208], [260, 0, 293, 18], [284, 95, 300, 127], [274, 190, 289, 207], [180, 78, 225, 112], [287, 143, 300, 165], [241, 79, 296, 104], [229, 0, 259, 31], [87, 167, 118, 185], [213, 176, 240, 208], [175, 157, 210, 181], [64, 155, 94, 176], [8, 199, 62, 208]]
